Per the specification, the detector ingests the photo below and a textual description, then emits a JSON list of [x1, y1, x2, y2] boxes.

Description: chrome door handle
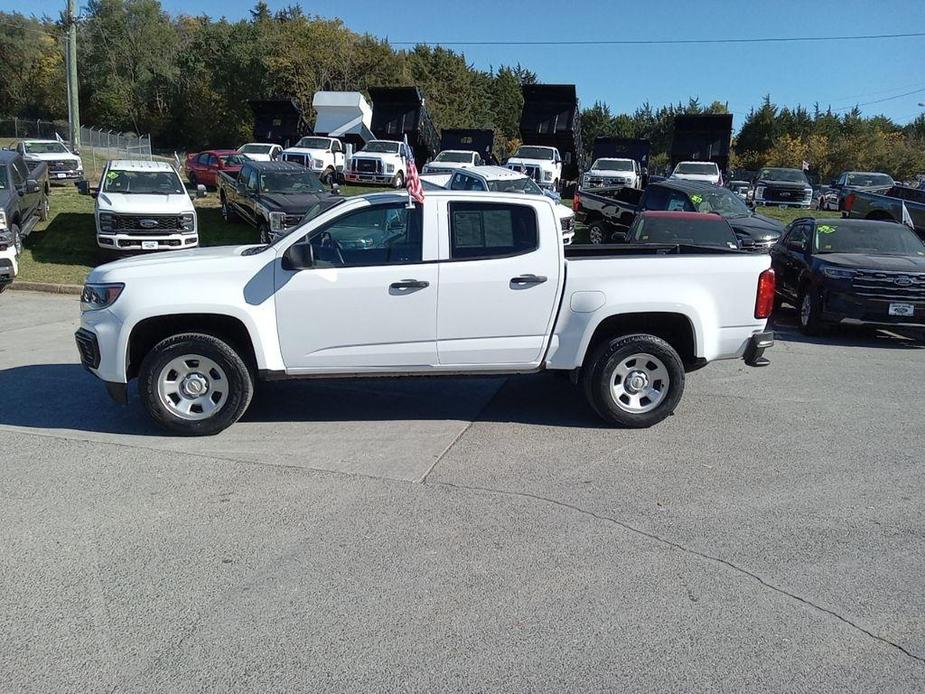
[[510, 274, 548, 286]]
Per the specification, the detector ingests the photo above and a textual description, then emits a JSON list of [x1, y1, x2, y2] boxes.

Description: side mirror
[[282, 242, 314, 270], [787, 239, 807, 253], [25, 179, 39, 194], [76, 179, 92, 196], [195, 184, 207, 199]]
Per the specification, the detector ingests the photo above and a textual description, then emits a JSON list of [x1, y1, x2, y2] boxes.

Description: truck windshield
[[486, 177, 544, 195], [435, 151, 473, 163], [814, 223, 925, 255], [24, 142, 69, 154], [514, 146, 554, 161], [238, 144, 272, 154], [102, 170, 185, 195], [759, 168, 808, 184], [689, 188, 751, 217], [675, 163, 717, 175], [630, 216, 738, 249], [592, 159, 634, 171], [846, 173, 894, 187], [295, 137, 333, 150], [259, 171, 324, 194], [363, 142, 400, 154]]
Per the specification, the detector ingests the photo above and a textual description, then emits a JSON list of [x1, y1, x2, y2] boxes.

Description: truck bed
[[565, 243, 742, 258]]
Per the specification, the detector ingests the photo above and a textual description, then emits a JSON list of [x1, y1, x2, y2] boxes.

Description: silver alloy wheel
[[610, 352, 670, 414], [800, 294, 812, 326], [589, 225, 603, 244], [156, 354, 229, 421]]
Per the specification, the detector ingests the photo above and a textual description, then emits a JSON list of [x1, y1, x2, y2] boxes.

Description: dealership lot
[[1, 291, 923, 692]]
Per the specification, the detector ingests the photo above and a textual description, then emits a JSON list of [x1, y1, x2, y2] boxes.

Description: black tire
[[138, 332, 254, 436], [581, 334, 685, 428], [588, 221, 606, 245], [220, 194, 237, 223], [798, 286, 826, 336], [188, 172, 198, 187], [258, 223, 270, 244], [393, 171, 405, 189]]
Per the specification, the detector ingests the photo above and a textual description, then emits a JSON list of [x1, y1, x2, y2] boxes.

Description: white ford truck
[[506, 145, 563, 191], [582, 158, 642, 189], [280, 136, 346, 184], [344, 140, 407, 187], [75, 190, 775, 435], [80, 160, 203, 252]]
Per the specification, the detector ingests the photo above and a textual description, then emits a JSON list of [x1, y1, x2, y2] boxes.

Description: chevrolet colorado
[[76, 190, 775, 436]]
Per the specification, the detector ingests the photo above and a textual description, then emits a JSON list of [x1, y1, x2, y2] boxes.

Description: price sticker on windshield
[[690, 194, 703, 205], [817, 224, 836, 234]]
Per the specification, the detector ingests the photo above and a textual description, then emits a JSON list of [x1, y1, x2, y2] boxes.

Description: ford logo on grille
[[779, 191, 791, 197], [893, 276, 913, 287], [139, 219, 158, 228]]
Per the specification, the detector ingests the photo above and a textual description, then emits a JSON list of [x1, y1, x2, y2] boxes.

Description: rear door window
[[449, 202, 538, 260]]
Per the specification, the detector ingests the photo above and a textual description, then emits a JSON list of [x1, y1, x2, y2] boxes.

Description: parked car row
[[0, 149, 50, 292]]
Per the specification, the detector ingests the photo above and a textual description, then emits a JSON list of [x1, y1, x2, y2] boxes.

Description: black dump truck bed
[[248, 98, 309, 148], [519, 84, 582, 181], [440, 129, 496, 164], [592, 137, 651, 171], [670, 114, 733, 176], [368, 87, 440, 169]]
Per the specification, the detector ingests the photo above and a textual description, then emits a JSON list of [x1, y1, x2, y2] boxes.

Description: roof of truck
[[464, 166, 528, 181], [0, 150, 18, 163], [239, 160, 307, 172], [108, 160, 175, 172]]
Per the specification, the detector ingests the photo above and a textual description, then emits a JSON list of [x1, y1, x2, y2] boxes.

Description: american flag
[[402, 135, 424, 205]]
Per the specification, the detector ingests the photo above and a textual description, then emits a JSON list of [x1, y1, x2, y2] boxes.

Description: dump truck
[[247, 98, 309, 148], [367, 86, 440, 169], [669, 114, 733, 179], [512, 84, 582, 193]]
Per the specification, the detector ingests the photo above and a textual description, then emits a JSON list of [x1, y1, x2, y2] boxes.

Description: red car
[[185, 149, 248, 188]]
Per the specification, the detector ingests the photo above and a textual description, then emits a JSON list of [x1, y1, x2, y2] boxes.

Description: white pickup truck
[[280, 136, 346, 184], [506, 145, 563, 191], [75, 189, 775, 435]]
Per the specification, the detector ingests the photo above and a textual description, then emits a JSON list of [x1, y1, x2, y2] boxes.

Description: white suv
[[280, 136, 346, 183], [444, 166, 575, 244], [82, 160, 201, 252]]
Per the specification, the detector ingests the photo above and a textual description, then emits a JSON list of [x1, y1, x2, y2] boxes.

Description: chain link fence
[[0, 116, 154, 179]]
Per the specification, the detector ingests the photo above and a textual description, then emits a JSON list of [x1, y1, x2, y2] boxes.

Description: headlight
[[312, 159, 323, 169], [385, 163, 395, 174], [803, 188, 813, 198], [98, 212, 114, 232], [823, 267, 856, 280], [180, 213, 195, 232], [755, 186, 765, 198], [543, 170, 553, 181], [0, 208, 7, 231], [80, 283, 124, 312], [269, 211, 286, 232]]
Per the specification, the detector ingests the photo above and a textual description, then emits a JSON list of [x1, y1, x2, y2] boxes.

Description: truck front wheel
[[581, 334, 685, 428], [392, 171, 405, 189], [138, 333, 254, 436]]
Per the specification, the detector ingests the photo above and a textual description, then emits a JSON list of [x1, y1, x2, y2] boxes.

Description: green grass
[[18, 183, 404, 285]]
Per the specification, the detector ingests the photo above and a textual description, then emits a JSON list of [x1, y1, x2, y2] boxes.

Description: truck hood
[[819, 253, 925, 272], [259, 192, 332, 214], [756, 179, 809, 190], [507, 157, 555, 169], [283, 147, 327, 157], [97, 192, 194, 214], [88, 245, 256, 281], [25, 153, 81, 164], [423, 162, 472, 171], [354, 153, 401, 162], [727, 213, 784, 241]]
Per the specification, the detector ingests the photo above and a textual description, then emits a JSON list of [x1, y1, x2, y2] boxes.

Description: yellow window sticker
[[817, 224, 836, 234], [690, 194, 703, 205]]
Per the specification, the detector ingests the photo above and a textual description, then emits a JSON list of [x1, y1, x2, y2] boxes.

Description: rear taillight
[[755, 268, 776, 319], [843, 192, 856, 212], [572, 191, 580, 213]]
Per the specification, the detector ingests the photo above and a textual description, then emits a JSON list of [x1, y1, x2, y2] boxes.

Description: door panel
[[436, 201, 560, 366]]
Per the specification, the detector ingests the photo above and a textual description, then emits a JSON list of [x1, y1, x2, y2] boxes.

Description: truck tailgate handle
[[510, 274, 548, 286], [390, 279, 430, 290]]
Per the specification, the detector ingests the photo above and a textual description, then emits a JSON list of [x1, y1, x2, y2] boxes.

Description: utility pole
[[65, 0, 80, 149]]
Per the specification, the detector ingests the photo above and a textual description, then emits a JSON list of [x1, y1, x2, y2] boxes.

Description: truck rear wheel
[[588, 221, 606, 244], [138, 333, 253, 436], [220, 195, 237, 223], [581, 334, 685, 428]]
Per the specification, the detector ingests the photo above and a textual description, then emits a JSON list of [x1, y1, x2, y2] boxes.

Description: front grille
[[75, 328, 100, 369], [111, 214, 182, 232], [763, 187, 810, 203], [852, 271, 925, 301], [354, 159, 381, 174]]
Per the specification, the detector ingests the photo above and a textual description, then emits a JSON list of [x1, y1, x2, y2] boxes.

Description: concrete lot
[[1, 290, 923, 692]]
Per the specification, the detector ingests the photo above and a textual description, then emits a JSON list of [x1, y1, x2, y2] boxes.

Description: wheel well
[[866, 210, 896, 222], [127, 314, 257, 379], [584, 312, 696, 367]]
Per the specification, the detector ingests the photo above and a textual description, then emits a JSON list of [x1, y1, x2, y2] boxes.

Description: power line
[[831, 87, 925, 113], [390, 31, 925, 46]]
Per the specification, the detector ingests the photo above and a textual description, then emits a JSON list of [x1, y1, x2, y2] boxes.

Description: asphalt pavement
[[1, 290, 923, 693]]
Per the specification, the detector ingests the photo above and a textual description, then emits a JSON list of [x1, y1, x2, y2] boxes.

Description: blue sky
[[8, 0, 925, 126]]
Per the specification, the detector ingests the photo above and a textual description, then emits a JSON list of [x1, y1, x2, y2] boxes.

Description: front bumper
[[76, 309, 128, 395], [49, 169, 83, 183], [345, 172, 395, 185], [98, 232, 199, 251], [822, 289, 925, 328], [755, 195, 812, 209]]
